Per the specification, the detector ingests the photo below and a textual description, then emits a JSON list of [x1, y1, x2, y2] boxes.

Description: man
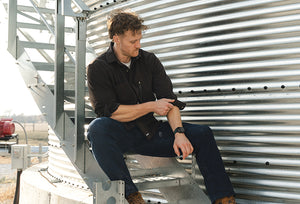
[[87, 9, 235, 204]]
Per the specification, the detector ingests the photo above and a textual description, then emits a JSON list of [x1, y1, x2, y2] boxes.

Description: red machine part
[[0, 118, 15, 138]]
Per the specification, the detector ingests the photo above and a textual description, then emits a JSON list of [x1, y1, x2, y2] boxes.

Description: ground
[[0, 156, 15, 204], [0, 123, 48, 204]]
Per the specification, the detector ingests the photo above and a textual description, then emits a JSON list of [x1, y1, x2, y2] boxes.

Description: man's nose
[[135, 41, 141, 49]]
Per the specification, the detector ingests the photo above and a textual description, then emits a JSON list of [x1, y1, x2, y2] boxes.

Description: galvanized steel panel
[[85, 0, 300, 203]]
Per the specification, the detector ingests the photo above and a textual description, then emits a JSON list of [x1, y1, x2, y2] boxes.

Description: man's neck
[[113, 43, 131, 63]]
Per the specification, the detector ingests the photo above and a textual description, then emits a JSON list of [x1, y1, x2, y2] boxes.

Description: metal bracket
[[62, 0, 91, 17], [94, 180, 125, 204]]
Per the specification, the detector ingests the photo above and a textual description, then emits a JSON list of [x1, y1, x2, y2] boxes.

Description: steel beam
[[54, 0, 65, 135], [74, 17, 87, 171], [7, 0, 18, 58]]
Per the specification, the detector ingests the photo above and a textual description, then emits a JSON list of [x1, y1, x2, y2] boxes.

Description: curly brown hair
[[107, 9, 148, 39]]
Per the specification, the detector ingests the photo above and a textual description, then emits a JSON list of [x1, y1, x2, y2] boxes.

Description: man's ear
[[113, 35, 119, 44]]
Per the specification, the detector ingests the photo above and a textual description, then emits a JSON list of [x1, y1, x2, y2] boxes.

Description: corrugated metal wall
[[85, 0, 300, 203]]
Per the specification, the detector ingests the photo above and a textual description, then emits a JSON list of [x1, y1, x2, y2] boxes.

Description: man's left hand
[[173, 133, 194, 160]]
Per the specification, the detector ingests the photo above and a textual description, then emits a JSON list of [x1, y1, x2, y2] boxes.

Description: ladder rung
[[134, 176, 191, 190], [2, 4, 54, 14], [48, 87, 89, 96], [18, 4, 54, 14], [19, 41, 75, 51], [20, 41, 54, 50], [32, 62, 75, 72], [17, 22, 74, 33]]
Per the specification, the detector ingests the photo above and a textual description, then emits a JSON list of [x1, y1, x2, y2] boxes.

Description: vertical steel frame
[[54, 1, 125, 203], [74, 17, 86, 171], [54, 0, 66, 136], [7, 0, 18, 58]]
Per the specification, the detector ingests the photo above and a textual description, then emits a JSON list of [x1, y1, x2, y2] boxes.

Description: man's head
[[107, 9, 147, 40], [107, 10, 148, 62]]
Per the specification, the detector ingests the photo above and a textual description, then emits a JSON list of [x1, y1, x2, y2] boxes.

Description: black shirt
[[87, 42, 185, 139]]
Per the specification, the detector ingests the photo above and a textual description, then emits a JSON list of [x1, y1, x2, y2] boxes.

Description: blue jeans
[[87, 117, 234, 202]]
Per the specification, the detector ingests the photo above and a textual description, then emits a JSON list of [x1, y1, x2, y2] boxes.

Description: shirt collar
[[106, 42, 141, 64]]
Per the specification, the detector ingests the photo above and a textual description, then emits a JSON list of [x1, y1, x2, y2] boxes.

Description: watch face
[[177, 127, 185, 133]]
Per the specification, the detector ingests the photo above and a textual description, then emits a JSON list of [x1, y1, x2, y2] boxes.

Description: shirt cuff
[[172, 99, 186, 110], [101, 103, 120, 117]]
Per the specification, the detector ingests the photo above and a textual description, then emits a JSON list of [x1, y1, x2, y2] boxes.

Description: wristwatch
[[173, 127, 185, 135]]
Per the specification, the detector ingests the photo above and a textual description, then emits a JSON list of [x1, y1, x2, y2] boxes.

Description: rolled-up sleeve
[[150, 54, 186, 110], [87, 61, 120, 117]]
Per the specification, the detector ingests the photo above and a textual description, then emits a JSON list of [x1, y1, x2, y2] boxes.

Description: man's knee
[[187, 124, 215, 146], [201, 125, 213, 137], [199, 125, 215, 142], [87, 117, 114, 141]]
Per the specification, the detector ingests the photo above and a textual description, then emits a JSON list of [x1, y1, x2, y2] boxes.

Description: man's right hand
[[153, 98, 175, 116]]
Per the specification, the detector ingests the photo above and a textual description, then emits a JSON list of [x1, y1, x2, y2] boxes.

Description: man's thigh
[[133, 122, 177, 157], [132, 121, 213, 157]]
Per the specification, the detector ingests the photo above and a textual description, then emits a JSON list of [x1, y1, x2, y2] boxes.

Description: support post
[[74, 17, 87, 171], [7, 0, 18, 58], [54, 0, 66, 135]]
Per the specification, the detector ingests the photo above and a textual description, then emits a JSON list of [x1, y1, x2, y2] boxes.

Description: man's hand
[[173, 133, 194, 160], [153, 98, 175, 116]]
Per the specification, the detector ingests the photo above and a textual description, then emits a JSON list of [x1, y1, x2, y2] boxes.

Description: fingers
[[179, 143, 194, 160], [173, 144, 180, 157], [167, 103, 174, 111], [155, 98, 175, 116], [161, 98, 175, 103], [173, 137, 194, 160]]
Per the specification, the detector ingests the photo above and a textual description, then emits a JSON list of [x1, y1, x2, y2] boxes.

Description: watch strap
[[174, 127, 185, 135]]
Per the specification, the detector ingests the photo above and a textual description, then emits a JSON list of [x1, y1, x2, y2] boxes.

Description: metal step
[[19, 40, 75, 51], [135, 176, 191, 190], [32, 62, 75, 72], [127, 155, 210, 203], [17, 22, 74, 33], [3, 3, 54, 14]]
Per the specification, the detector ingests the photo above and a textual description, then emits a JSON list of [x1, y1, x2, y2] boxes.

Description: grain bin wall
[[85, 0, 300, 203]]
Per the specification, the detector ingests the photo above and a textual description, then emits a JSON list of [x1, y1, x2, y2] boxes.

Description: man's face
[[114, 29, 142, 59]]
